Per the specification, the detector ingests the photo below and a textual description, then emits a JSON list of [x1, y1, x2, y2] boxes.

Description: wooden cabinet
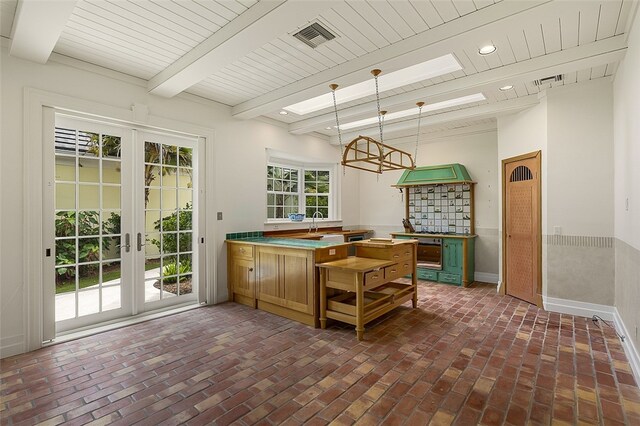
[[317, 239, 418, 340], [227, 242, 256, 308], [256, 246, 315, 325], [227, 240, 350, 327]]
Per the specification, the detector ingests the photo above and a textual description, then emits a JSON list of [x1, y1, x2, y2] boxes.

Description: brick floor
[[2, 282, 639, 425]]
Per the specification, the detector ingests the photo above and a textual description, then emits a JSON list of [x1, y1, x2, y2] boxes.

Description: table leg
[[319, 268, 327, 329], [355, 273, 365, 341], [412, 244, 418, 308]]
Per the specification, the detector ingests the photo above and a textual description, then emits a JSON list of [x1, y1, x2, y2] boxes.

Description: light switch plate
[[217, 212, 223, 220]]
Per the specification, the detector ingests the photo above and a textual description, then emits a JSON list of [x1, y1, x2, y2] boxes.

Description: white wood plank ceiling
[[3, 0, 637, 141]]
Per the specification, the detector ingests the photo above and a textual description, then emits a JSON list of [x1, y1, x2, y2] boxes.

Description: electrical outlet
[[329, 249, 336, 255], [554, 226, 562, 235], [626, 198, 629, 211], [274, 225, 279, 229], [217, 212, 223, 220]]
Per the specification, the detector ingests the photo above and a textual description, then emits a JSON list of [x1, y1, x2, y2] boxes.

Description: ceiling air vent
[[533, 75, 563, 86], [293, 22, 335, 48]]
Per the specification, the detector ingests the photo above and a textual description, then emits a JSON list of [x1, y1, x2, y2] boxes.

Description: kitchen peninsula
[[227, 236, 417, 338]]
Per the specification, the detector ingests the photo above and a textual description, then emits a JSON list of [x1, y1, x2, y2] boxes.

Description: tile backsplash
[[408, 184, 472, 234], [226, 231, 263, 240]]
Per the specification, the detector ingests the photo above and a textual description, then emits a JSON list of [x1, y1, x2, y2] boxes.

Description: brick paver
[[1, 282, 639, 425]]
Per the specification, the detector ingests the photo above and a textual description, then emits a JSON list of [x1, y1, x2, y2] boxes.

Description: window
[[267, 164, 332, 220]]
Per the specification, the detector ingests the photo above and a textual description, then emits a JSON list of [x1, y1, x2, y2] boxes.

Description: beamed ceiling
[[2, 0, 638, 143]]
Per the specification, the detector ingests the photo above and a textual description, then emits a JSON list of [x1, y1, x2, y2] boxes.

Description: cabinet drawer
[[364, 269, 384, 288], [438, 271, 461, 285], [390, 246, 413, 263], [355, 244, 413, 261], [417, 268, 438, 281], [385, 261, 412, 281], [230, 244, 254, 260]]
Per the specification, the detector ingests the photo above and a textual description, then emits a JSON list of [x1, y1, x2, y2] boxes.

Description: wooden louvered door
[[504, 152, 541, 305]]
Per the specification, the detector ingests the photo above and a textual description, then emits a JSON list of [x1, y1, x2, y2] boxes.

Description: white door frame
[[24, 87, 217, 352]]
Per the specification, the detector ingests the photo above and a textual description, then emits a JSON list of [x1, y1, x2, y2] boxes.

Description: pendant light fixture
[[330, 69, 423, 174]]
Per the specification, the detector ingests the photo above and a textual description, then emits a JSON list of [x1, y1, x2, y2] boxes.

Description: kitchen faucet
[[310, 211, 324, 233]]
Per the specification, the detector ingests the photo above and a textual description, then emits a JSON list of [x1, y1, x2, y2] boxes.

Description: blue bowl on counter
[[288, 213, 305, 222]]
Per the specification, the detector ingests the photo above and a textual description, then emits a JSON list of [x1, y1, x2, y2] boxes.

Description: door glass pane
[[78, 211, 100, 236], [55, 212, 76, 237], [102, 211, 121, 235], [55, 157, 75, 181], [102, 285, 121, 311], [178, 168, 192, 188], [79, 185, 99, 209], [103, 186, 121, 209], [78, 158, 100, 182], [102, 160, 121, 184], [78, 289, 99, 316], [101, 135, 121, 159], [56, 184, 75, 209]]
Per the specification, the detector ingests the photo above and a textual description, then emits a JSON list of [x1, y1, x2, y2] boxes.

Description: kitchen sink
[[319, 233, 346, 243]]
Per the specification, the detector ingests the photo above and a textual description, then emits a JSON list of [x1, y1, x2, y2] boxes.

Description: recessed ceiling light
[[499, 85, 514, 91], [478, 45, 497, 55], [279, 110, 288, 115], [325, 126, 332, 130], [283, 54, 463, 115], [337, 93, 486, 131]]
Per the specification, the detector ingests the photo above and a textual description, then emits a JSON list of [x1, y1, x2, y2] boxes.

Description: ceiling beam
[[290, 35, 628, 134], [148, 1, 336, 98], [9, 0, 77, 64], [330, 95, 540, 144], [231, 0, 554, 119]]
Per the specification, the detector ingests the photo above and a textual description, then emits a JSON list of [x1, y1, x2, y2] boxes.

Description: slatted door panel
[[505, 156, 540, 304]]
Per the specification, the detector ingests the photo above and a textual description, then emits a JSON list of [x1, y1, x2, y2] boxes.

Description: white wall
[[0, 45, 357, 357], [547, 80, 614, 237], [497, 80, 616, 305], [358, 128, 500, 277], [613, 8, 640, 372]]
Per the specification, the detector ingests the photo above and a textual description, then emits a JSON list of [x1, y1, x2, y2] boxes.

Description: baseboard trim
[[474, 272, 498, 284], [613, 308, 640, 385], [1, 335, 25, 359], [542, 296, 614, 320]]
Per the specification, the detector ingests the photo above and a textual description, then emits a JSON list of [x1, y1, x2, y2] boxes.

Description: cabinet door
[[229, 258, 255, 299], [257, 248, 280, 305], [443, 239, 463, 273], [280, 249, 314, 314]]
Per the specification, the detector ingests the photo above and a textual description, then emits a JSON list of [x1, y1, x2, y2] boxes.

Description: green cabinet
[[442, 239, 462, 273], [393, 234, 475, 287]]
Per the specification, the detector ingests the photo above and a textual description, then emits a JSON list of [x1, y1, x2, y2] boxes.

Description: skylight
[[283, 54, 463, 116], [337, 93, 486, 131]]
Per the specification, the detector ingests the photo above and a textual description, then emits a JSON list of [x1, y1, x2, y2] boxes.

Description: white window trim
[[266, 152, 341, 224]]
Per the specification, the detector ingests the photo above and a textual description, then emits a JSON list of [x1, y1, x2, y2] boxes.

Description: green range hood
[[394, 163, 474, 187]]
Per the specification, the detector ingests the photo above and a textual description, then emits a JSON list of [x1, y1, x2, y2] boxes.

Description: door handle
[[137, 233, 145, 251], [124, 233, 131, 253]]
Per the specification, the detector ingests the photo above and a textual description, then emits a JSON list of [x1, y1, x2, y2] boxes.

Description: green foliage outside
[[151, 203, 193, 282]]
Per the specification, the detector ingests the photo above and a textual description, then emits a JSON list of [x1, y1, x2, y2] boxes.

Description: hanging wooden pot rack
[[342, 136, 415, 174], [330, 69, 424, 174]]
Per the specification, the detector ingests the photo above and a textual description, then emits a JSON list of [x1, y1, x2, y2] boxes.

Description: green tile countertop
[[226, 237, 348, 249]]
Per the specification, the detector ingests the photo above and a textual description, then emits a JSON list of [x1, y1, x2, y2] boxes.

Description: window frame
[[266, 160, 337, 222]]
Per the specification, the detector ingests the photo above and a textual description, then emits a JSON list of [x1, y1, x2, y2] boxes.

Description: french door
[[47, 116, 201, 335]]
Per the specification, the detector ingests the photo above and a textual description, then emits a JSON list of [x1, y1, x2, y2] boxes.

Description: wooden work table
[[316, 239, 418, 340]]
